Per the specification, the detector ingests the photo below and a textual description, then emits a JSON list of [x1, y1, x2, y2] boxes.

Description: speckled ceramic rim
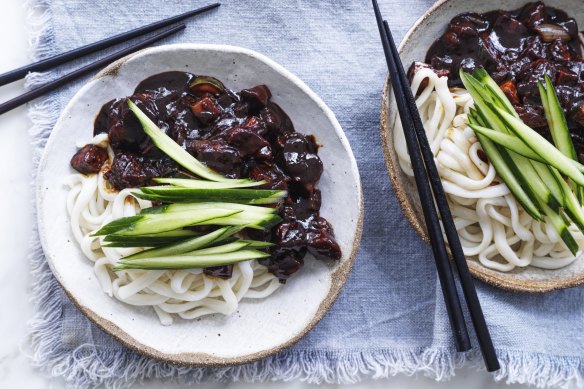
[[379, 0, 584, 293], [37, 44, 364, 366]]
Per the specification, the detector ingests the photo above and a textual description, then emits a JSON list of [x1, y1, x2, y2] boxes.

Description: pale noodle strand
[[66, 165, 280, 325], [393, 69, 583, 271]]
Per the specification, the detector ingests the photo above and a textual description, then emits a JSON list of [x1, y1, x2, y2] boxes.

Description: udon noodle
[[66, 135, 280, 325], [394, 67, 583, 271]]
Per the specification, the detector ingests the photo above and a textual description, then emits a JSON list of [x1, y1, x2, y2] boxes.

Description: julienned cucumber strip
[[134, 187, 287, 204], [497, 146, 551, 216], [92, 215, 143, 236], [540, 202, 579, 256], [530, 161, 563, 211], [195, 213, 283, 230], [128, 100, 251, 184], [540, 77, 584, 203], [153, 178, 267, 189], [94, 209, 239, 236], [237, 240, 274, 248], [469, 124, 584, 173], [103, 234, 199, 248], [472, 68, 518, 118], [495, 109, 584, 186], [182, 241, 251, 256], [469, 124, 544, 162], [526, 183, 579, 256], [467, 112, 543, 220], [541, 76, 577, 160], [549, 168, 584, 234], [113, 250, 271, 271], [122, 226, 243, 260], [138, 193, 285, 206], [140, 202, 277, 216]]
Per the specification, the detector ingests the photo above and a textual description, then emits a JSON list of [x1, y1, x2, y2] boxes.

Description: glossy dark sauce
[[418, 1, 584, 160], [71, 71, 341, 282]]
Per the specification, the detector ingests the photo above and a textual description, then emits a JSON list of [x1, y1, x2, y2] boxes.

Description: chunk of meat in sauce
[[247, 162, 289, 191], [260, 103, 295, 140], [184, 139, 242, 178], [240, 85, 272, 112], [107, 94, 157, 150], [278, 133, 323, 194], [264, 190, 341, 282], [70, 145, 109, 174], [259, 248, 305, 283], [225, 127, 271, 157], [104, 153, 177, 190]]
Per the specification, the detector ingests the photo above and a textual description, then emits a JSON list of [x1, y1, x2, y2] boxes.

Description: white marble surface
[[0, 0, 529, 387]]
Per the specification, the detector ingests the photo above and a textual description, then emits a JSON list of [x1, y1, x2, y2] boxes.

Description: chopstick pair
[[0, 3, 220, 115], [371, 0, 500, 372]]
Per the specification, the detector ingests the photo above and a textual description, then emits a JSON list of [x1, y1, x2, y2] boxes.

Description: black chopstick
[[0, 24, 185, 116], [372, 0, 500, 372], [381, 21, 500, 372], [0, 3, 219, 87], [371, 0, 471, 353]]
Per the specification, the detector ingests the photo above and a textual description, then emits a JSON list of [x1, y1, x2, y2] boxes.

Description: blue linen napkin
[[26, 0, 584, 387]]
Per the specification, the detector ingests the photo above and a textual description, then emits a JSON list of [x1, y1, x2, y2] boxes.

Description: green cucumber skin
[[530, 162, 563, 211], [191, 212, 282, 229], [102, 230, 200, 247], [543, 76, 577, 160], [103, 237, 189, 248], [540, 77, 583, 205], [469, 124, 545, 163], [153, 177, 267, 189], [468, 124, 584, 173], [498, 147, 547, 218], [238, 240, 274, 248], [552, 169, 584, 234], [182, 241, 251, 256], [559, 227, 579, 256], [123, 226, 236, 260], [112, 209, 240, 236], [142, 202, 276, 216], [497, 109, 584, 186], [471, 68, 518, 117], [134, 188, 286, 204], [114, 250, 271, 271], [92, 215, 143, 236], [535, 198, 579, 256]]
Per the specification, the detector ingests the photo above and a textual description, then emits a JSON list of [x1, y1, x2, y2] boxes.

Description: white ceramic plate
[[37, 44, 363, 365], [380, 0, 584, 292]]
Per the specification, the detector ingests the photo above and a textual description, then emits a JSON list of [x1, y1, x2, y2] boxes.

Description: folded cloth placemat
[[25, 0, 584, 387]]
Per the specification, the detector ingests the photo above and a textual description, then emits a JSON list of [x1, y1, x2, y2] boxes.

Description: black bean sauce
[[72, 71, 341, 282], [418, 1, 584, 161]]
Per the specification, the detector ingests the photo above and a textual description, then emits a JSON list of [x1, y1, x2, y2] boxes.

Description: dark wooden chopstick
[[381, 21, 500, 372], [371, 0, 471, 353], [372, 0, 500, 372], [0, 24, 185, 115], [0, 3, 219, 87]]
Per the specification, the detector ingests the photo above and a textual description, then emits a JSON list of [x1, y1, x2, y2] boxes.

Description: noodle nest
[[394, 68, 583, 272]]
